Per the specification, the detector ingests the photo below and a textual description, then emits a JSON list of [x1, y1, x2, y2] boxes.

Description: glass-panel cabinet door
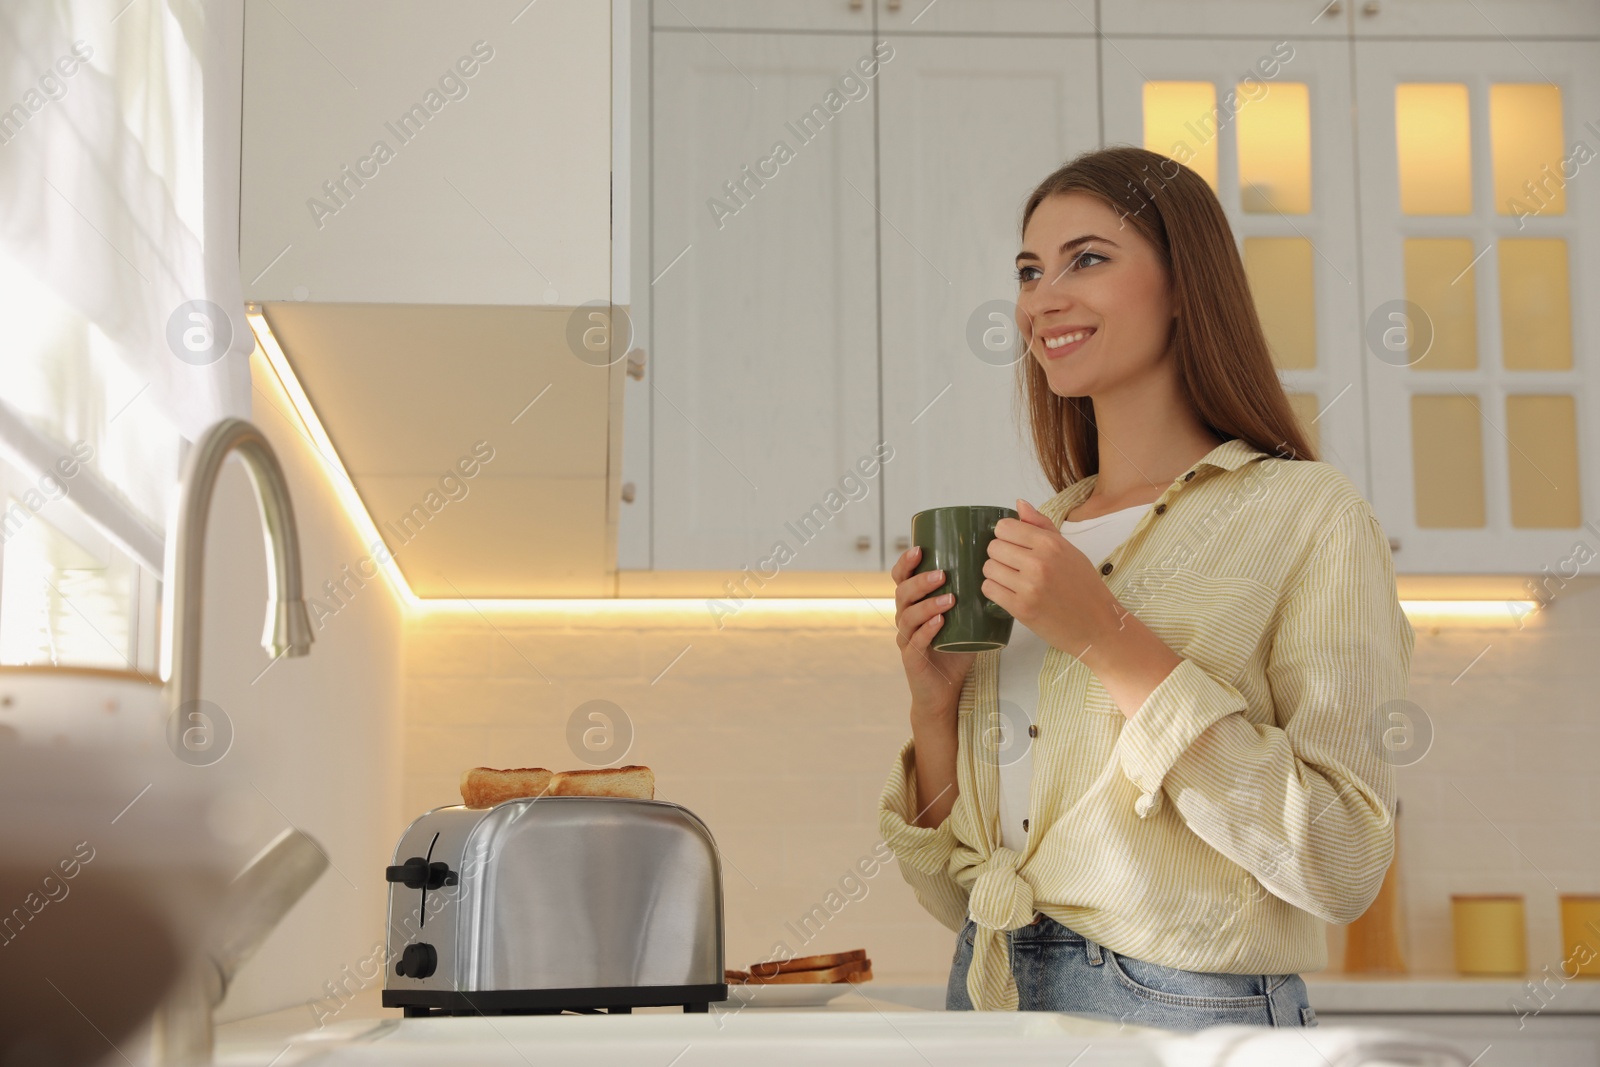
[[1101, 37, 1369, 494], [1355, 41, 1599, 573]]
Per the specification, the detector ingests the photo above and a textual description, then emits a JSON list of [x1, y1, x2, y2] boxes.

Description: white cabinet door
[[1100, 37, 1370, 499], [1351, 0, 1600, 38], [651, 32, 884, 570], [875, 0, 1094, 35], [1100, 0, 1348, 38], [653, 0, 872, 32], [877, 35, 1097, 549], [240, 0, 610, 306], [1354, 41, 1600, 573]]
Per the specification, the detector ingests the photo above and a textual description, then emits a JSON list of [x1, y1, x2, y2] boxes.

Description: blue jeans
[[946, 913, 1318, 1030]]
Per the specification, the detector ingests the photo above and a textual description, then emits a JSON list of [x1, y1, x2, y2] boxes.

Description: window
[[0, 247, 175, 672], [0, 0, 247, 671]]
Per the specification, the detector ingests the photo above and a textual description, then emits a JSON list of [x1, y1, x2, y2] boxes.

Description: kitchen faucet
[[162, 416, 315, 721], [152, 417, 322, 1065]]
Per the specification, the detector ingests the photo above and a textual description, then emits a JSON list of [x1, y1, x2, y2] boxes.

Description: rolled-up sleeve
[[878, 734, 969, 933], [1115, 500, 1412, 923], [1116, 657, 1245, 818]]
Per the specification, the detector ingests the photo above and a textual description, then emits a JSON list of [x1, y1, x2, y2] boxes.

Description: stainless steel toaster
[[381, 796, 726, 1015]]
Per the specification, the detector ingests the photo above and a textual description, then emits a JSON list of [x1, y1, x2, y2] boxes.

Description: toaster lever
[[386, 856, 457, 891]]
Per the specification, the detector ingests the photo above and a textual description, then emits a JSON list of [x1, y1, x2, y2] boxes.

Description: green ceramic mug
[[910, 505, 1018, 652]]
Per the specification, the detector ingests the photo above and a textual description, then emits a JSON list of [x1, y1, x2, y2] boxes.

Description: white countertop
[[1304, 973, 1600, 1014], [214, 987, 1161, 1067], [208, 978, 1553, 1067], [846, 976, 1600, 1015]]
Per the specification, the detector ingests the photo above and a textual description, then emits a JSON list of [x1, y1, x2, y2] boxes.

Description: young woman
[[878, 146, 1414, 1030]]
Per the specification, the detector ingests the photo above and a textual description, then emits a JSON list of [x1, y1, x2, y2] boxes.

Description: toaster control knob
[[396, 942, 437, 980], [386, 857, 457, 891]]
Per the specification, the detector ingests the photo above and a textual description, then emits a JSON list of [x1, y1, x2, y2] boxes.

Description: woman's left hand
[[982, 498, 1125, 656]]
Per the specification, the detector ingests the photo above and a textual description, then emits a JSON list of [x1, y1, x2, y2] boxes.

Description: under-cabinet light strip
[[247, 306, 419, 609], [245, 306, 1543, 623], [1401, 600, 1539, 622]]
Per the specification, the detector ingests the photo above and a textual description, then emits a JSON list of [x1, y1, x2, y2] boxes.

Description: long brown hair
[[1014, 145, 1315, 491]]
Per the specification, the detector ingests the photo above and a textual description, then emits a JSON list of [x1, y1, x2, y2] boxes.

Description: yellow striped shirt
[[877, 437, 1414, 1011]]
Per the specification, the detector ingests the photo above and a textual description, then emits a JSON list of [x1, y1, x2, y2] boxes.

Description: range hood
[[255, 301, 623, 598]]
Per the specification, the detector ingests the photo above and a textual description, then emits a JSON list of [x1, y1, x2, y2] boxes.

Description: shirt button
[[1154, 503, 1167, 515], [1183, 471, 1196, 482], [1027, 724, 1038, 738], [1100, 561, 1114, 575]]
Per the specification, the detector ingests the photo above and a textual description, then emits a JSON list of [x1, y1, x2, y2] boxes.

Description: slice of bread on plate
[[748, 948, 866, 979], [743, 958, 871, 984], [548, 765, 655, 799], [460, 767, 552, 808]]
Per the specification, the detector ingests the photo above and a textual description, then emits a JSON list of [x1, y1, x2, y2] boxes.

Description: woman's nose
[[1017, 293, 1069, 337]]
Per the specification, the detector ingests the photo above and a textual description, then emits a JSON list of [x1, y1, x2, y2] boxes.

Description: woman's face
[[1014, 191, 1175, 399]]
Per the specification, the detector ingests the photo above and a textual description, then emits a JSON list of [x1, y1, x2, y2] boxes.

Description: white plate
[[714, 982, 859, 1008]]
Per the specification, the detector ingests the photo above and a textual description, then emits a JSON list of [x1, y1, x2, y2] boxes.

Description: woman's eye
[[1013, 251, 1107, 284]]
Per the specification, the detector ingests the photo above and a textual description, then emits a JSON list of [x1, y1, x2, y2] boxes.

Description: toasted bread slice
[[548, 765, 655, 799], [748, 948, 867, 979], [743, 958, 870, 984], [723, 968, 750, 983], [843, 964, 873, 983], [460, 767, 552, 808]]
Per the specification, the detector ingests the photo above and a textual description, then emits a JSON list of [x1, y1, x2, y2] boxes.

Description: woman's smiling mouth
[[1038, 326, 1096, 358]]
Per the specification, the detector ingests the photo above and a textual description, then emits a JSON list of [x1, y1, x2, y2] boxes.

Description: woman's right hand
[[894, 545, 977, 716]]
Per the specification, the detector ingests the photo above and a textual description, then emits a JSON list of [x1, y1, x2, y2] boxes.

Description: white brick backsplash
[[405, 630, 494, 677], [1403, 820, 1524, 875], [1445, 774, 1585, 824], [632, 631, 790, 681], [1510, 822, 1600, 882], [488, 630, 646, 680], [1514, 729, 1600, 775], [1427, 727, 1518, 775]]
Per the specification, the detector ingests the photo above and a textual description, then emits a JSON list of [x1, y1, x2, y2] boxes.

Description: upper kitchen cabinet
[[649, 31, 884, 571], [652, 0, 872, 33], [1350, 0, 1600, 39], [875, 0, 1094, 35], [238, 0, 626, 597], [241, 0, 610, 306], [1099, 0, 1348, 38], [1100, 37, 1370, 498], [1354, 41, 1599, 573], [876, 34, 1095, 547]]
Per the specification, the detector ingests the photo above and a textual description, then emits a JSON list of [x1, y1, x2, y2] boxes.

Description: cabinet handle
[[621, 482, 636, 504], [886, 0, 901, 9], [849, 0, 862, 8], [1361, 0, 1378, 13], [894, 536, 910, 552], [626, 347, 646, 380], [1326, 0, 1343, 14], [856, 535, 872, 551]]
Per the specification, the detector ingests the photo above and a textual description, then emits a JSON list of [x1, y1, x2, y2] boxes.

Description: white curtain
[[0, 0, 249, 442]]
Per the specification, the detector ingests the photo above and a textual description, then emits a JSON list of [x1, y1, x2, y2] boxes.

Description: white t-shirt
[[995, 500, 1153, 854]]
